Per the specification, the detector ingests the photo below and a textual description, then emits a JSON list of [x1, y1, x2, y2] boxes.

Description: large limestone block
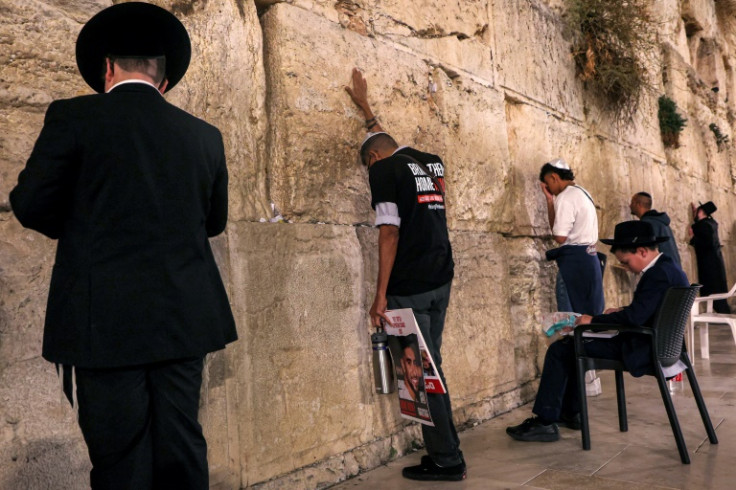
[[164, 0, 271, 222], [282, 0, 492, 45], [575, 136, 629, 236], [228, 222, 384, 485], [428, 71, 511, 232], [492, 0, 584, 120], [0, 220, 55, 366], [290, 0, 495, 82], [0, 357, 90, 488], [261, 4, 391, 225], [503, 101, 600, 236], [0, 0, 102, 205], [659, 0, 693, 64], [262, 4, 509, 231], [0, 0, 269, 221], [681, 0, 718, 42], [502, 101, 554, 236], [444, 231, 514, 405]]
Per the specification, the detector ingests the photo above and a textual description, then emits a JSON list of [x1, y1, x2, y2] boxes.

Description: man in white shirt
[[540, 159, 604, 316]]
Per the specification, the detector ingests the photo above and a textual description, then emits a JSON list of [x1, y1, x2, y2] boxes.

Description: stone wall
[[1, 0, 734, 488]]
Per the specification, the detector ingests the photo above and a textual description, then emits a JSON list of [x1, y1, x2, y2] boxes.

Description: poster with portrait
[[384, 308, 446, 426]]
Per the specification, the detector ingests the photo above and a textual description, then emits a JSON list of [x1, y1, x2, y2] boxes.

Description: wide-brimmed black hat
[[600, 220, 669, 247], [697, 201, 717, 216], [76, 2, 191, 93]]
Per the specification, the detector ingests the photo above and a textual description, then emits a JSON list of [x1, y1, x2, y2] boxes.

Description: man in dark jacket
[[630, 192, 682, 267], [690, 201, 730, 313], [506, 221, 688, 442], [9, 4, 237, 489]]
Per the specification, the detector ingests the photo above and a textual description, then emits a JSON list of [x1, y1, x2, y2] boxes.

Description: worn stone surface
[[1, 0, 735, 488], [227, 222, 373, 484]]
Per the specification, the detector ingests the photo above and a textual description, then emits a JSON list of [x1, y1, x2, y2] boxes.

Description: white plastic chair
[[689, 283, 736, 359]]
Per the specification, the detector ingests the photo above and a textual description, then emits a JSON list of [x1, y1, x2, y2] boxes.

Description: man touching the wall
[[346, 68, 465, 482]]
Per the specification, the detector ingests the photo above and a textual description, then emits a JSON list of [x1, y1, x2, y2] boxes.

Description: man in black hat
[[506, 221, 688, 442], [9, 3, 236, 489], [689, 201, 730, 313], [345, 68, 464, 482]]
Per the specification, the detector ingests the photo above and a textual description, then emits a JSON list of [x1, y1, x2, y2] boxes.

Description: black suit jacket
[[10, 82, 237, 368], [591, 254, 689, 376]]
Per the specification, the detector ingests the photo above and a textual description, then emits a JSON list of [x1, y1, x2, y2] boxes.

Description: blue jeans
[[555, 272, 573, 312], [387, 281, 461, 467]]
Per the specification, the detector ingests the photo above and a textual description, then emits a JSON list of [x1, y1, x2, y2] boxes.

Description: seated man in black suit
[[507, 220, 689, 442]]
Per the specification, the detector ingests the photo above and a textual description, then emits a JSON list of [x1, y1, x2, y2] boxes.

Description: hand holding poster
[[384, 308, 445, 426]]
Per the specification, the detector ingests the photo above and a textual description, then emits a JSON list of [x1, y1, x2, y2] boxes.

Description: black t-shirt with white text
[[369, 147, 454, 296]]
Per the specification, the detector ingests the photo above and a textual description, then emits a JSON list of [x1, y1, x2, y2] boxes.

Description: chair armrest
[[694, 291, 734, 302], [573, 323, 653, 357], [574, 323, 652, 336]]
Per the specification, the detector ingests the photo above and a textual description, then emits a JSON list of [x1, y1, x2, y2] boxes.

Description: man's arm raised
[[345, 68, 384, 133]]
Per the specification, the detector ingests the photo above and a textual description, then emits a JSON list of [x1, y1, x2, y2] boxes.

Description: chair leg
[[729, 320, 736, 354], [615, 371, 627, 432], [576, 360, 591, 450], [700, 323, 710, 359], [655, 370, 690, 464], [682, 357, 719, 445]]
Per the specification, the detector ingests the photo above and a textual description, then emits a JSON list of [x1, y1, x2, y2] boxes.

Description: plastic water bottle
[[668, 372, 684, 394]]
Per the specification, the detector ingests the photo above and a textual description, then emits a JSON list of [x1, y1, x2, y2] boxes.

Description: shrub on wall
[[658, 96, 687, 148], [565, 0, 657, 123], [709, 123, 730, 151]]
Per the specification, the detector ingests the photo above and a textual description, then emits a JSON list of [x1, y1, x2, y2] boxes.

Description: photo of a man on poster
[[389, 332, 432, 424], [397, 335, 425, 403]]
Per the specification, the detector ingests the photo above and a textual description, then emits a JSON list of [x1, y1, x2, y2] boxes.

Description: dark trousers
[[387, 281, 461, 467], [73, 357, 207, 490], [532, 337, 623, 422]]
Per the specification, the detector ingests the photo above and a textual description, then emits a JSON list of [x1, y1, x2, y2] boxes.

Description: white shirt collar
[[641, 252, 663, 274], [107, 79, 162, 94], [392, 145, 409, 154]]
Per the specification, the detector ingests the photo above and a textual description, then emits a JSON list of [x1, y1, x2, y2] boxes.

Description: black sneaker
[[559, 412, 582, 430], [402, 455, 466, 481], [505, 417, 559, 442]]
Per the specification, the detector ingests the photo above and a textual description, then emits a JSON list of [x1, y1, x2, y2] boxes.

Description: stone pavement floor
[[334, 327, 736, 489]]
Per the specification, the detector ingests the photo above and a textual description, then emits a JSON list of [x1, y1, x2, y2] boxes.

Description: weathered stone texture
[[165, 0, 271, 222], [493, 0, 584, 120], [2, 0, 736, 488], [227, 222, 375, 483]]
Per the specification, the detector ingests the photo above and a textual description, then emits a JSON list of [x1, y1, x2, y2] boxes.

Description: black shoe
[[505, 417, 559, 442], [402, 455, 466, 481], [559, 412, 581, 430]]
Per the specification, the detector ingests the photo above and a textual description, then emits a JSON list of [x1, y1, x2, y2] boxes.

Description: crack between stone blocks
[[229, 217, 373, 228], [381, 14, 473, 42]]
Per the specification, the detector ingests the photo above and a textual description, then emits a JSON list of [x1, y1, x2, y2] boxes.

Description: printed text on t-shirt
[[406, 162, 445, 203]]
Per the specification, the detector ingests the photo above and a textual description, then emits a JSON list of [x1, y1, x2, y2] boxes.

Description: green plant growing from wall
[[658, 96, 687, 148], [709, 123, 730, 151], [565, 0, 658, 124]]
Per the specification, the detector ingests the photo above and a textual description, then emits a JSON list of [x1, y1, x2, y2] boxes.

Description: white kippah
[[547, 158, 570, 170], [360, 131, 388, 151]]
